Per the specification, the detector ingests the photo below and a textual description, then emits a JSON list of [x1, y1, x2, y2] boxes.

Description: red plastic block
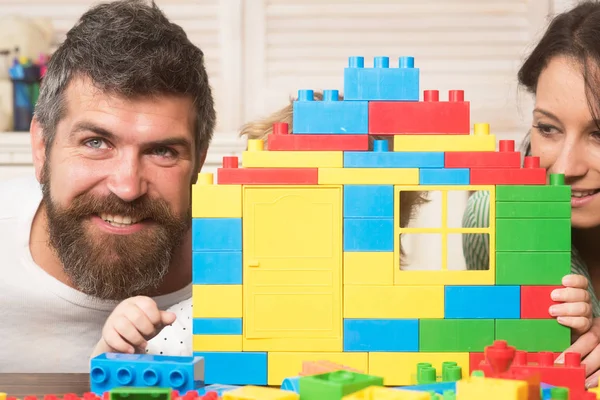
[[521, 286, 562, 319], [470, 156, 546, 185], [368, 90, 470, 135], [267, 122, 369, 151], [216, 156, 318, 185], [445, 140, 521, 168], [469, 351, 563, 373]]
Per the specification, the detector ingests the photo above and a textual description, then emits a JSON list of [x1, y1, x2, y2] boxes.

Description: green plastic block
[[495, 319, 570, 351], [496, 252, 571, 285], [496, 219, 571, 251], [110, 387, 171, 400], [496, 202, 570, 219], [496, 185, 570, 202], [419, 319, 494, 352], [298, 370, 384, 400]]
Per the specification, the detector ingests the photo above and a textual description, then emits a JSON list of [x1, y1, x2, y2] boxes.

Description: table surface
[[0, 374, 90, 398]]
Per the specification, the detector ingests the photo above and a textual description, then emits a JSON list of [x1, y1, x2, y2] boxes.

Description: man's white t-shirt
[[0, 175, 192, 372]]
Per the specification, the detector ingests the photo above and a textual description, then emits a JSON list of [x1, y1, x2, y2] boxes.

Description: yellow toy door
[[242, 186, 342, 352]]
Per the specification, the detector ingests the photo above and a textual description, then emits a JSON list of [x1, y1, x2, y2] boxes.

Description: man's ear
[[30, 118, 47, 183]]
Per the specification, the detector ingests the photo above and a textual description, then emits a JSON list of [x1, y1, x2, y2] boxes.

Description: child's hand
[[550, 274, 593, 337], [91, 296, 176, 357]]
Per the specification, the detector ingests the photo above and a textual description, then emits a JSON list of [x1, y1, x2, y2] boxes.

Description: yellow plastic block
[[344, 285, 443, 318], [344, 252, 394, 285], [267, 352, 368, 385], [456, 376, 528, 400], [243, 186, 342, 351], [192, 285, 242, 318], [343, 386, 431, 400], [223, 386, 299, 400], [319, 168, 419, 184], [242, 150, 343, 168], [588, 386, 600, 398], [192, 173, 242, 218], [0, 393, 5, 400], [368, 352, 469, 386], [192, 335, 242, 351], [393, 124, 496, 152]]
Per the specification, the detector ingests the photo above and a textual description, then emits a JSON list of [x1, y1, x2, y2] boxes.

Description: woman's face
[[531, 55, 600, 229]]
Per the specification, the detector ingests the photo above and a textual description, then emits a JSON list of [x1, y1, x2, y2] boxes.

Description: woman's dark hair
[[518, 0, 600, 155]]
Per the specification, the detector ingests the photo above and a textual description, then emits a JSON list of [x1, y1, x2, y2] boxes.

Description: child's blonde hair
[[239, 91, 429, 267]]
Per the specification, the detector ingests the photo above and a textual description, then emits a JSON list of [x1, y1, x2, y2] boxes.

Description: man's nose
[[106, 154, 148, 202]]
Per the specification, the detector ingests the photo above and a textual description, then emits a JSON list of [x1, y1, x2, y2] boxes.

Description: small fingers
[[552, 287, 591, 303], [586, 369, 600, 389], [562, 274, 589, 290], [124, 305, 159, 339], [550, 302, 593, 318], [160, 310, 177, 326], [113, 315, 148, 350], [556, 316, 593, 335]]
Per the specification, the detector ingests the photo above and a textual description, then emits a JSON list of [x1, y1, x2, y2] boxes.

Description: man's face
[[37, 77, 197, 300]]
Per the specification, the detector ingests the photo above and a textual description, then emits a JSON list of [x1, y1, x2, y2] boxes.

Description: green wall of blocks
[[495, 319, 570, 352]]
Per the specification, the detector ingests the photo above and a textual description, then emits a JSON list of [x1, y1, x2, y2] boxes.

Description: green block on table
[[299, 370, 384, 400], [495, 319, 570, 352], [110, 387, 171, 400], [496, 252, 571, 285], [419, 319, 495, 352], [496, 219, 571, 251], [495, 202, 570, 219], [496, 185, 571, 202]]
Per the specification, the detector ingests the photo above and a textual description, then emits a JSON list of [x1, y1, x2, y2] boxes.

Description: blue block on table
[[192, 218, 241, 252], [419, 168, 470, 185], [445, 286, 520, 319], [193, 352, 267, 385], [193, 318, 243, 335], [344, 319, 419, 351]]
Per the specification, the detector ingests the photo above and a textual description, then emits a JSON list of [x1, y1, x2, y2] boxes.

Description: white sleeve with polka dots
[[145, 297, 193, 356]]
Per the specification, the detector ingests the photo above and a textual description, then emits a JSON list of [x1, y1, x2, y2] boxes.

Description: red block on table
[[268, 122, 369, 151], [470, 351, 563, 373], [521, 286, 562, 319], [470, 156, 546, 184], [368, 90, 470, 135], [216, 156, 318, 185], [445, 140, 521, 168]]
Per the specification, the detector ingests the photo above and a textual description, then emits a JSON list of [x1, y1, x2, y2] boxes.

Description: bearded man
[[0, 0, 215, 372]]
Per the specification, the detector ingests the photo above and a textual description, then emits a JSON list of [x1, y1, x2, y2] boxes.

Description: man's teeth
[[100, 213, 139, 226], [572, 190, 598, 198]]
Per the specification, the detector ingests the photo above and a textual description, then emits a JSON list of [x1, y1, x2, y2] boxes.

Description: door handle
[[248, 260, 260, 268]]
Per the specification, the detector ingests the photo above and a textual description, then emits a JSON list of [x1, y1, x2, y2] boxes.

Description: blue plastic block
[[281, 376, 301, 393], [197, 384, 240, 396], [193, 318, 243, 335], [344, 185, 394, 218], [192, 218, 241, 252], [192, 352, 267, 385], [344, 150, 444, 168], [343, 218, 394, 251], [397, 381, 457, 394], [292, 89, 368, 134], [343, 319, 419, 351], [419, 168, 470, 185], [344, 56, 419, 101], [445, 286, 520, 319], [90, 353, 204, 394], [192, 251, 242, 284]]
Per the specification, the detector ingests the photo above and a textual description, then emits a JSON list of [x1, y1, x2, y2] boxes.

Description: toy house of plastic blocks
[[190, 56, 572, 387]]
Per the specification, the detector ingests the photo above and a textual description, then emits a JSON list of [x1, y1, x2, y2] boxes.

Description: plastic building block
[[267, 353, 367, 385], [344, 285, 444, 318], [343, 218, 394, 251], [414, 361, 462, 384], [521, 286, 562, 319], [192, 251, 242, 284], [110, 387, 171, 400], [368, 90, 470, 135], [456, 376, 528, 399], [344, 141, 445, 168], [496, 176, 570, 201], [222, 386, 299, 400], [242, 139, 343, 168], [344, 386, 431, 399], [192, 318, 243, 335], [444, 286, 520, 319], [298, 370, 384, 400], [496, 219, 571, 252], [198, 385, 241, 397], [496, 202, 571, 219], [444, 140, 521, 168], [343, 252, 394, 285], [343, 319, 419, 352], [192, 352, 267, 385], [496, 252, 570, 285], [217, 156, 318, 185], [192, 285, 242, 318], [470, 156, 546, 185], [393, 123, 495, 152], [344, 56, 419, 101], [191, 218, 241, 252], [343, 185, 394, 218], [419, 319, 495, 352], [319, 168, 419, 184], [292, 90, 368, 134], [267, 123, 369, 151], [419, 168, 469, 185], [192, 174, 242, 218], [192, 335, 242, 351], [495, 320, 570, 351], [90, 353, 204, 394], [469, 351, 562, 374], [281, 377, 301, 393], [398, 381, 457, 395]]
